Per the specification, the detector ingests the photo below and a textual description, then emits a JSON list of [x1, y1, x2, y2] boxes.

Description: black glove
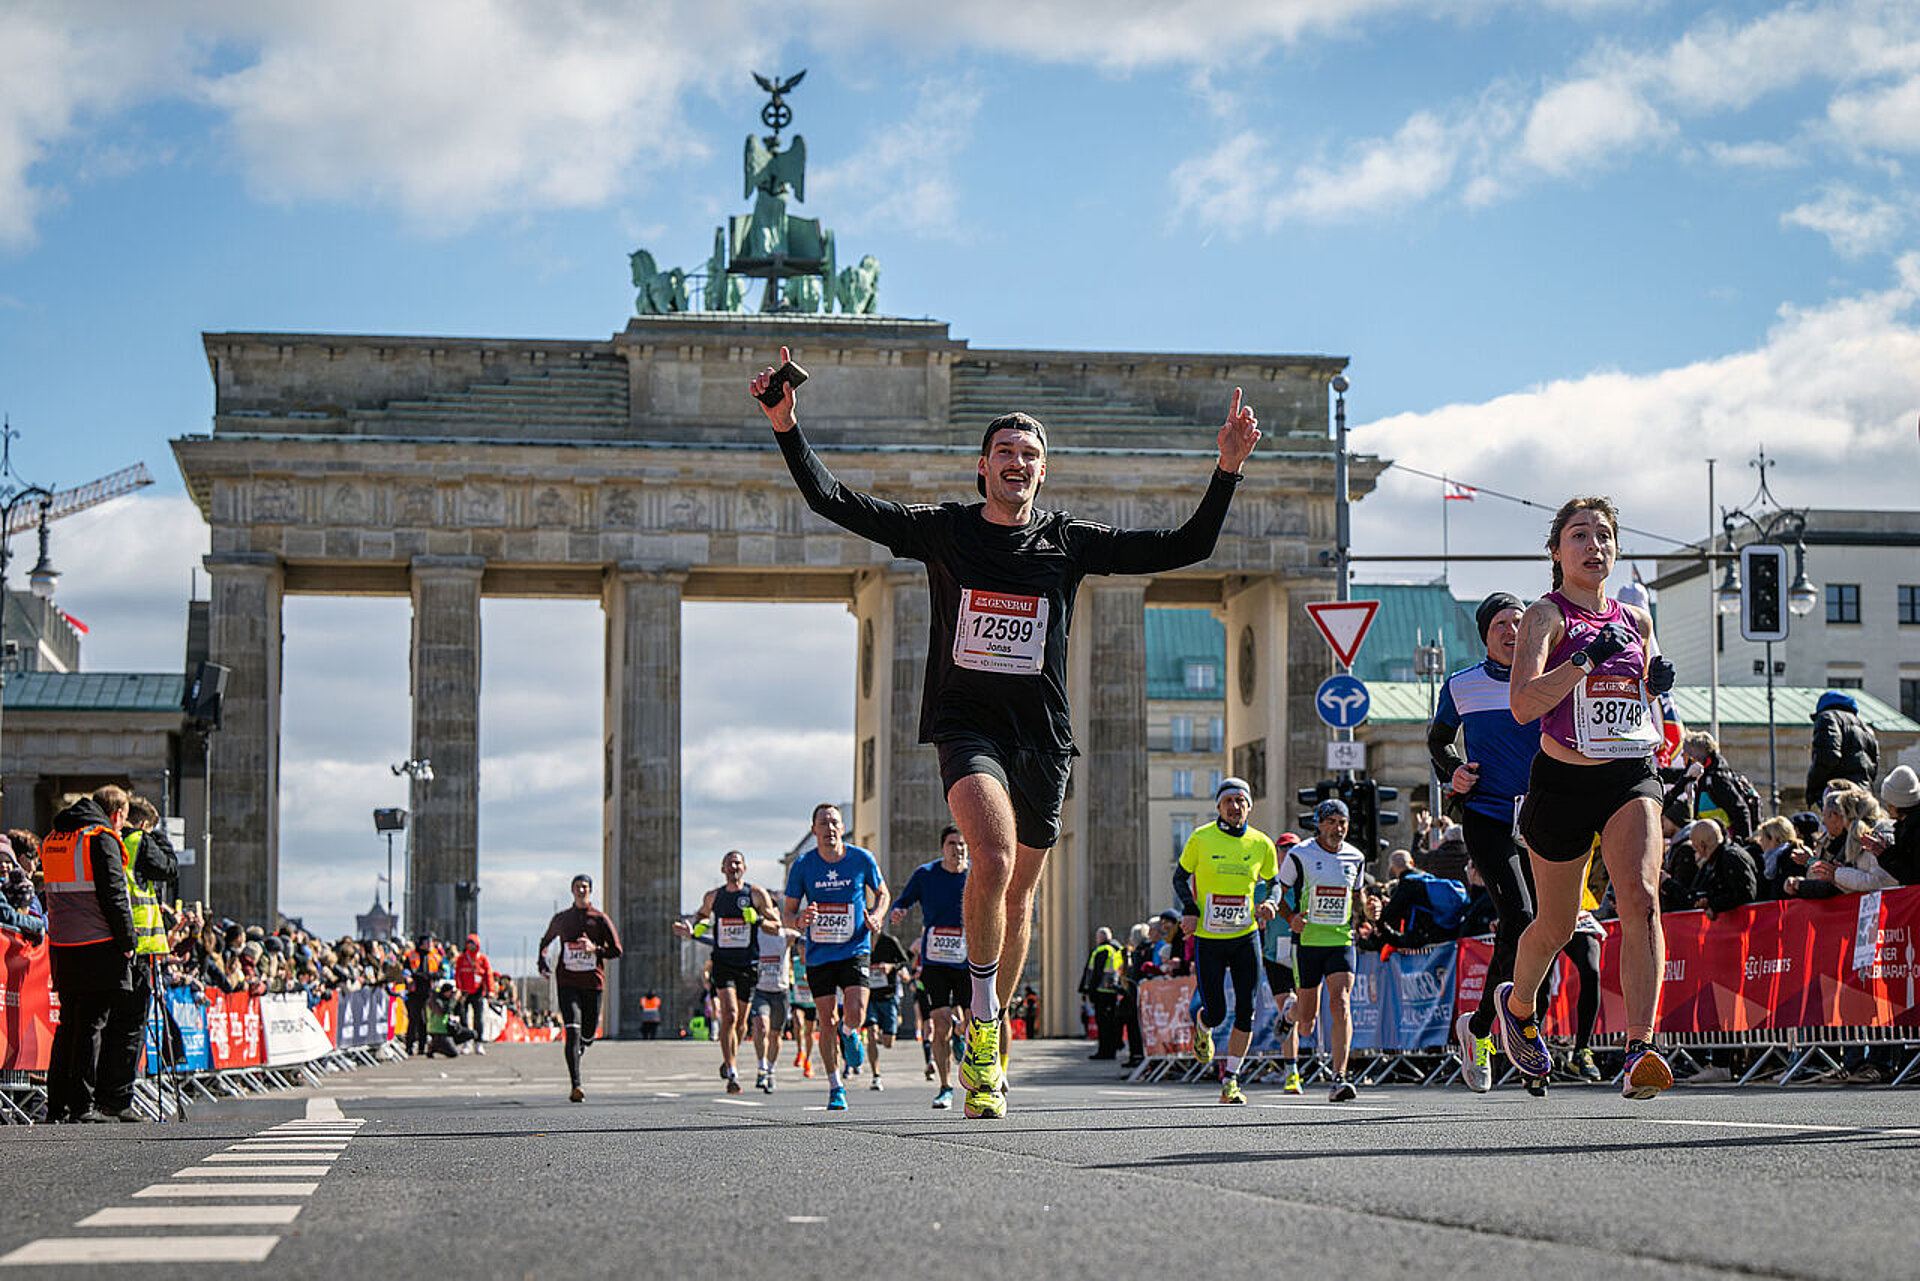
[[1646, 655, 1675, 695], [1581, 621, 1636, 667]]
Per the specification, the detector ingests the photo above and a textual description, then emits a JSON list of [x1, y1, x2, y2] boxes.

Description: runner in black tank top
[[673, 851, 780, 1094], [753, 347, 1261, 1119]]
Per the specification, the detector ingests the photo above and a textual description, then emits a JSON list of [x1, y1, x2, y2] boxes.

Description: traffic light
[[1740, 543, 1787, 642], [1375, 784, 1400, 841], [1296, 780, 1337, 831], [1342, 778, 1376, 856]]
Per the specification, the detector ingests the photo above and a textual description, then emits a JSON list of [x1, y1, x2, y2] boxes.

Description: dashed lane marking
[[75, 1206, 303, 1228], [1, 1237, 281, 1265], [132, 1183, 321, 1198]]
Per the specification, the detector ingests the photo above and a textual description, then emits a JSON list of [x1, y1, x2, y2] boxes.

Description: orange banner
[[0, 926, 54, 1071]]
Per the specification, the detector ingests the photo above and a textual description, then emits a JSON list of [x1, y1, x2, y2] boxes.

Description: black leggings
[[1562, 932, 1601, 1050], [1463, 807, 1549, 1039], [1195, 933, 1259, 1034], [557, 986, 603, 1088]]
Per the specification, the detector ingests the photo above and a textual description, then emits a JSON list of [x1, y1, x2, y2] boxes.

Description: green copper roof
[[2, 672, 185, 713], [1346, 583, 1484, 684], [1358, 681, 1919, 732], [1145, 609, 1226, 701]]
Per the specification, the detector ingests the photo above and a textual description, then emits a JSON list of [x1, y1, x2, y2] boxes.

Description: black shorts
[[919, 962, 971, 1011], [711, 958, 756, 1002], [864, 995, 899, 1034], [937, 733, 1073, 850], [1294, 943, 1356, 989], [1262, 958, 1295, 997], [805, 957, 871, 1000], [1519, 752, 1663, 862]]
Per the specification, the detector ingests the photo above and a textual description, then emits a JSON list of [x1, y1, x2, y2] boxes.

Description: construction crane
[[2, 463, 153, 535]]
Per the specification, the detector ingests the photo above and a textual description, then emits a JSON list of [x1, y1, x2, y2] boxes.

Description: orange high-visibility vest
[[41, 824, 119, 947]]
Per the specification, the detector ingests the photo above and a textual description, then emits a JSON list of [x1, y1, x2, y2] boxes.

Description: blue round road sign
[[1315, 674, 1371, 729]]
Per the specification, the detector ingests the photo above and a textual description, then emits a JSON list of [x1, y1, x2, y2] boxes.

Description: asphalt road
[[4, 1039, 1916, 1279]]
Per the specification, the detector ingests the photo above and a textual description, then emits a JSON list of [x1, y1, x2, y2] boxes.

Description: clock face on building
[[1238, 624, 1256, 707], [860, 620, 875, 700]]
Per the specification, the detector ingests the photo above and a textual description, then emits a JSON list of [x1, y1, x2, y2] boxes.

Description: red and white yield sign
[[1304, 599, 1380, 668]]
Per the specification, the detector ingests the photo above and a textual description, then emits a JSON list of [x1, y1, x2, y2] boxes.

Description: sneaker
[[869, 1074, 884, 1092], [1456, 1012, 1494, 1094], [568, 1086, 584, 1103], [960, 1018, 1003, 1094], [932, 1087, 954, 1110], [1686, 1064, 1733, 1085], [1493, 981, 1553, 1078], [963, 1086, 1006, 1119], [719, 1063, 730, 1080], [827, 1085, 848, 1110], [754, 1070, 769, 1092], [1220, 1076, 1246, 1105], [1192, 1020, 1215, 1067], [925, 1062, 936, 1081], [1277, 992, 1297, 1034], [475, 1043, 486, 1054], [1524, 1075, 1549, 1098], [1571, 1047, 1602, 1083], [951, 1032, 966, 1065], [1621, 1042, 1674, 1100], [726, 1075, 743, 1095], [839, 1026, 865, 1071], [1281, 1070, 1303, 1095], [802, 1058, 815, 1079], [1328, 1077, 1359, 1103]]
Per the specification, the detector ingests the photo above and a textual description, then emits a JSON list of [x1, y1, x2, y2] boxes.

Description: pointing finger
[[780, 345, 790, 364], [1229, 387, 1242, 420]]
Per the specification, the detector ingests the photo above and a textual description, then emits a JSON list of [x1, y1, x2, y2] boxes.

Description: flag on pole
[[1443, 478, 1476, 501], [59, 610, 89, 634]]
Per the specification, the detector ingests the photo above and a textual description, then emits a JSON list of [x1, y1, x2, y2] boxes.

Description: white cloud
[[1353, 256, 1920, 603], [41, 490, 205, 671], [1705, 139, 1803, 170], [1827, 72, 1920, 153], [810, 75, 983, 239], [1520, 76, 1670, 176], [1781, 184, 1907, 258]]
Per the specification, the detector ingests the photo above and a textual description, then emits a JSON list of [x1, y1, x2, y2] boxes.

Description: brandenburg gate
[[172, 315, 1378, 1033]]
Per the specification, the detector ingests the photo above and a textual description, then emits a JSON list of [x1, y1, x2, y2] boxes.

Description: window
[[1171, 814, 1197, 859], [1171, 769, 1194, 798], [1829, 676, 1865, 690], [1902, 679, 1919, 721], [1185, 662, 1217, 692], [1900, 586, 1920, 625], [1826, 583, 1861, 624], [1170, 716, 1193, 753], [1207, 716, 1225, 752], [1208, 769, 1223, 797]]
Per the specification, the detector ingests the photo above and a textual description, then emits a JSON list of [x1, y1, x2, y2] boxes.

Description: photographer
[[0, 835, 44, 941]]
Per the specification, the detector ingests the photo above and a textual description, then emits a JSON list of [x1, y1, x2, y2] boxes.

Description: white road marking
[[0, 1237, 281, 1265], [305, 1096, 346, 1121], [231, 1141, 351, 1150], [173, 1167, 336, 1178], [203, 1153, 341, 1164], [75, 1206, 302, 1228], [786, 1216, 827, 1224], [132, 1182, 320, 1198], [652, 1091, 682, 1098], [713, 1098, 763, 1107], [1252, 1102, 1388, 1112], [1631, 1117, 1920, 1138]]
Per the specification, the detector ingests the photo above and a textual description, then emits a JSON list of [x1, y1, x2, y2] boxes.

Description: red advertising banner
[[1139, 975, 1196, 1057], [205, 990, 264, 1068], [1596, 885, 1920, 1036], [313, 993, 339, 1045], [0, 927, 55, 1071], [1455, 937, 1581, 1038], [495, 1010, 563, 1043]]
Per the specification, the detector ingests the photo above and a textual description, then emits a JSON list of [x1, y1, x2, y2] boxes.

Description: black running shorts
[[711, 958, 756, 1002], [1518, 752, 1663, 863], [1293, 943, 1356, 989], [919, 962, 972, 1011], [937, 733, 1072, 850], [805, 957, 871, 1000]]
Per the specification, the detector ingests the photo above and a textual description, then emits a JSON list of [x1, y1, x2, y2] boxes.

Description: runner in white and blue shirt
[[782, 803, 890, 1112]]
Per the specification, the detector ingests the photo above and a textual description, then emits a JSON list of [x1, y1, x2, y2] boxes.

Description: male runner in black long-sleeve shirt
[[752, 346, 1260, 1118]]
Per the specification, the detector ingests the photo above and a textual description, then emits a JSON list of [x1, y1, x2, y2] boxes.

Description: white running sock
[[1225, 1056, 1243, 1077], [828, 1070, 842, 1088], [968, 961, 1000, 1023]]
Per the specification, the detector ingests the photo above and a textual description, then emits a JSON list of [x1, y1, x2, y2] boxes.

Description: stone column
[[204, 553, 283, 927], [1083, 581, 1150, 977], [408, 556, 483, 944], [602, 565, 683, 1037], [849, 567, 944, 888]]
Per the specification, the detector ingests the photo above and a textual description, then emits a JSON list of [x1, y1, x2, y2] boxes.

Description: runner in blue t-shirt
[[890, 825, 970, 1110], [783, 803, 890, 1112], [1428, 592, 1550, 1092]]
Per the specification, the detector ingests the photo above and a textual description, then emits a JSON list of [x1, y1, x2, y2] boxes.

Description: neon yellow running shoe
[[960, 1016, 1003, 1093], [1219, 1076, 1246, 1105], [1281, 1070, 1303, 1095], [963, 1085, 1006, 1119], [1192, 1020, 1214, 1066], [998, 1011, 1012, 1088]]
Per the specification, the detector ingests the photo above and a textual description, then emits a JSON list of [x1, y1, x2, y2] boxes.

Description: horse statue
[[835, 254, 881, 316], [630, 249, 689, 315]]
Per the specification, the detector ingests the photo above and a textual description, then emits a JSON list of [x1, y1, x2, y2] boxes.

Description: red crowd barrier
[[0, 929, 55, 1071]]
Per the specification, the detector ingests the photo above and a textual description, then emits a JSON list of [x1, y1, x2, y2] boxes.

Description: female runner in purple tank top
[[1500, 497, 1679, 1100]]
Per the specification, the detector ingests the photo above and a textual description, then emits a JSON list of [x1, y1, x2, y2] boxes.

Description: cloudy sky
[[5, 0, 1919, 968]]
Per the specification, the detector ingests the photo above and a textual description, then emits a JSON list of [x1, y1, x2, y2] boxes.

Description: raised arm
[[1075, 390, 1257, 576], [1510, 599, 1577, 724]]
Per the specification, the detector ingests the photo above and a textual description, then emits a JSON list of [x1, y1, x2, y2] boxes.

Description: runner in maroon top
[[1505, 497, 1678, 1100], [537, 873, 623, 1103]]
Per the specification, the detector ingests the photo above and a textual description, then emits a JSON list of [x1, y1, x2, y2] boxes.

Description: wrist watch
[[1569, 650, 1593, 671]]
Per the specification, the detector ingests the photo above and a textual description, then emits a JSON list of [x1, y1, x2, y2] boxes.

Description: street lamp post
[[389, 758, 432, 935], [0, 421, 59, 818], [1714, 449, 1818, 812]]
